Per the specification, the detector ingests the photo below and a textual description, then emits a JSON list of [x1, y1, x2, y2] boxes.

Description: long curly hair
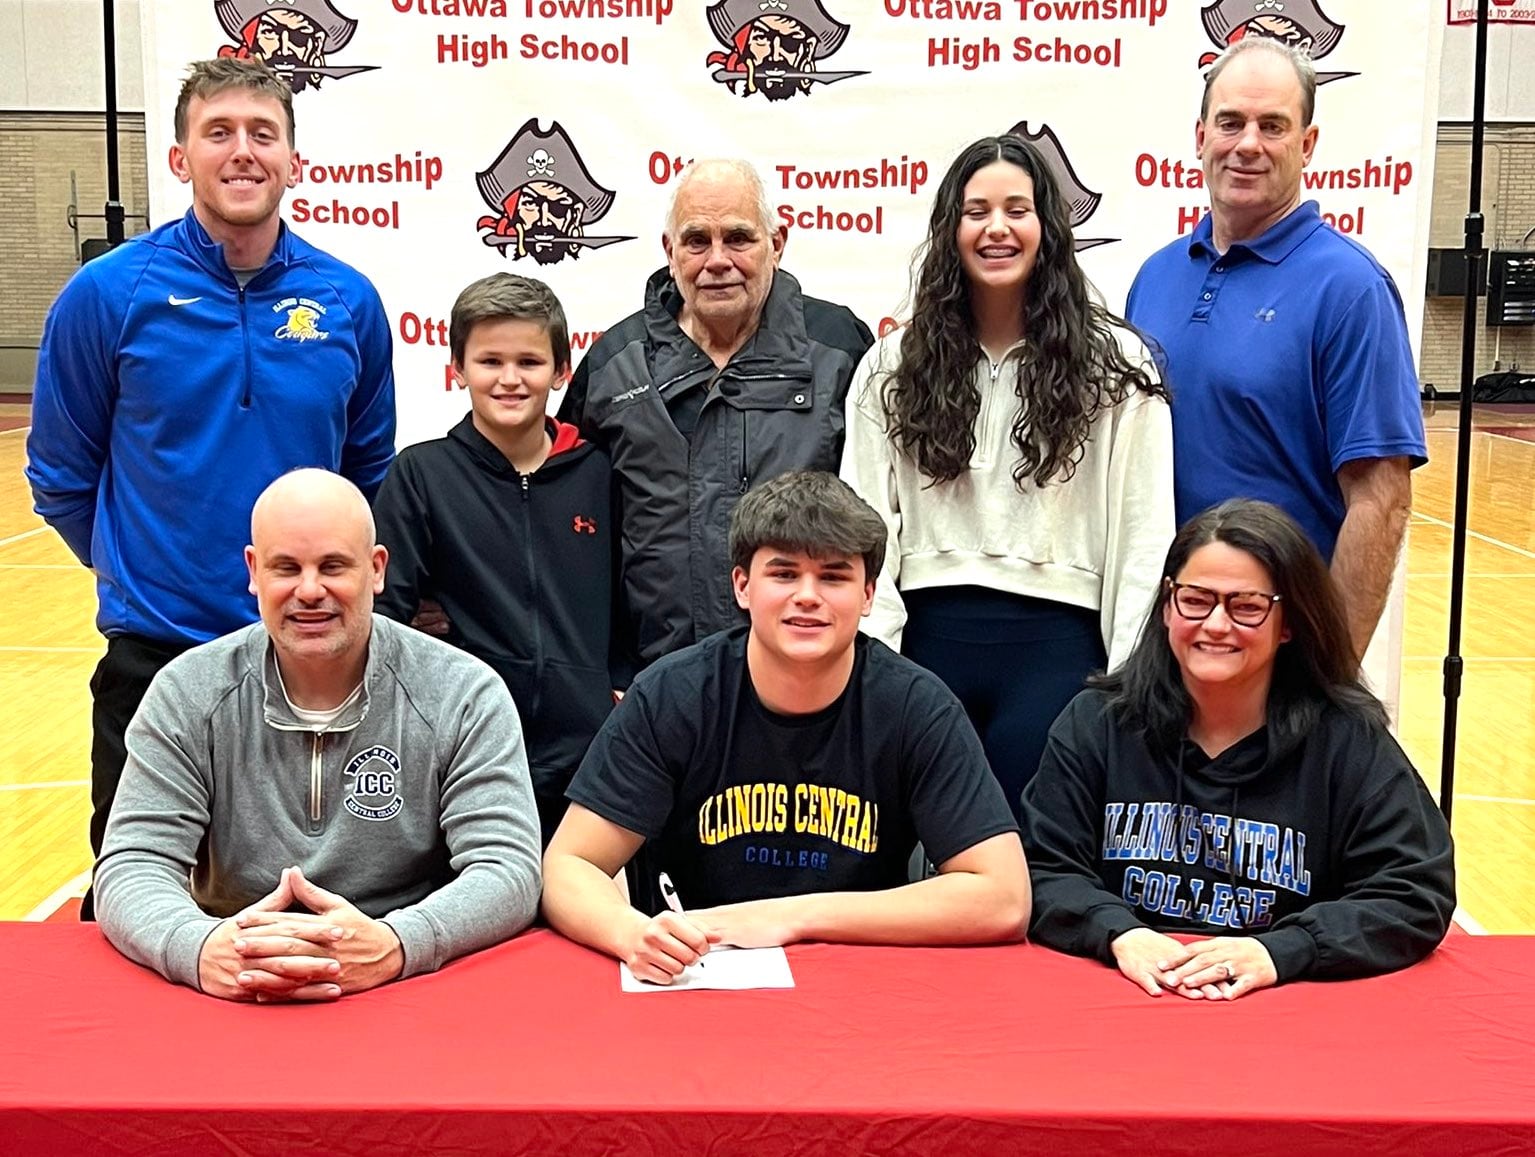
[[884, 135, 1165, 487]]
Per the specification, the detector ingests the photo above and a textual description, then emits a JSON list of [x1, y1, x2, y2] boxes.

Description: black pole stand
[[102, 0, 125, 247], [1439, 0, 1492, 825]]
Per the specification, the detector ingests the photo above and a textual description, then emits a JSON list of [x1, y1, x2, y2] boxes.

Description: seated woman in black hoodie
[[1020, 498, 1454, 1000]]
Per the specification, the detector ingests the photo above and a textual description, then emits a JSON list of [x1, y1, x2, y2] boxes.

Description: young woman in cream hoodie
[[841, 134, 1174, 818]]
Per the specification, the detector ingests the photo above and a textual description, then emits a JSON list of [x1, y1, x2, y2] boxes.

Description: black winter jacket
[[560, 268, 873, 666]]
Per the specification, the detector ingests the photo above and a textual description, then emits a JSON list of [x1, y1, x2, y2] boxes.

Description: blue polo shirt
[[1126, 201, 1425, 560]]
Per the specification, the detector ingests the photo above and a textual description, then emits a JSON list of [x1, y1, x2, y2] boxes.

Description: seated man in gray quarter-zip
[[94, 469, 542, 1002]]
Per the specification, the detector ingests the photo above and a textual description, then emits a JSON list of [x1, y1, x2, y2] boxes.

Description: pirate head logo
[[476, 120, 635, 265], [1006, 122, 1117, 253], [1198, 0, 1356, 86], [705, 0, 867, 102], [214, 0, 379, 93]]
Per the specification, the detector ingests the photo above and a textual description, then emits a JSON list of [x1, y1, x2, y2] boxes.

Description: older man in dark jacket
[[561, 158, 873, 668]]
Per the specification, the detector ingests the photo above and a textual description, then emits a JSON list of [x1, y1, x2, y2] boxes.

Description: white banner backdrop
[[1448, 0, 1535, 24], [139, 0, 1440, 448]]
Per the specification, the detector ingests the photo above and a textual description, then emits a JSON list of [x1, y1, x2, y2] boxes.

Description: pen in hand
[[658, 871, 704, 970]]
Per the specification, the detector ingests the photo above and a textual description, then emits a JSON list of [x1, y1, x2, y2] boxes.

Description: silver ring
[[1222, 961, 1235, 981]]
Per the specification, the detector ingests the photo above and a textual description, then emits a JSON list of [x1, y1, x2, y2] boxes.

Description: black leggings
[[902, 586, 1105, 820]]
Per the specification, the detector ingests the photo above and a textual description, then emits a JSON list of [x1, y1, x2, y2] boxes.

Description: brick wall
[[0, 112, 148, 358], [1420, 124, 1535, 393]]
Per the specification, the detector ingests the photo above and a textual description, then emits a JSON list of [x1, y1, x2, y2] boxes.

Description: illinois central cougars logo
[[704, 0, 868, 101], [213, 0, 379, 92], [272, 297, 330, 341]]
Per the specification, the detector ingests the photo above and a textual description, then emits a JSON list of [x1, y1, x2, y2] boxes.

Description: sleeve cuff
[[381, 910, 435, 980], [1255, 925, 1317, 982], [1093, 909, 1146, 964], [167, 916, 224, 991]]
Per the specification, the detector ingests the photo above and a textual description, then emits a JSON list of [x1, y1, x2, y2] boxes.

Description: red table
[[1, 924, 1530, 1155]]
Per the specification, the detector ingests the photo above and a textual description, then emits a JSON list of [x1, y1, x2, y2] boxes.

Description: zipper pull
[[521, 473, 530, 499]]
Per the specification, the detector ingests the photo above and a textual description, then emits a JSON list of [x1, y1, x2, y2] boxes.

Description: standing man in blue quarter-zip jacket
[[558, 159, 873, 673], [25, 57, 396, 918]]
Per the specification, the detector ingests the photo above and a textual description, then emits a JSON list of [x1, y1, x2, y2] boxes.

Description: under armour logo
[[572, 515, 598, 534], [1254, 308, 1277, 323]]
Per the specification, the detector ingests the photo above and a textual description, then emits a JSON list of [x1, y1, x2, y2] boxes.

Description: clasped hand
[[1111, 928, 1278, 1001], [197, 866, 404, 1002]]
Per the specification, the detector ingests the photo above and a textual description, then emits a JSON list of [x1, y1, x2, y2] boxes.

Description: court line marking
[[25, 870, 91, 922], [0, 426, 28, 437], [1454, 907, 1488, 936], [0, 563, 81, 570], [1405, 573, 1535, 579], [1423, 427, 1535, 444], [1476, 429, 1535, 447], [0, 779, 90, 792], [0, 645, 101, 654], [0, 526, 47, 548], [1456, 793, 1535, 807], [1411, 512, 1535, 561]]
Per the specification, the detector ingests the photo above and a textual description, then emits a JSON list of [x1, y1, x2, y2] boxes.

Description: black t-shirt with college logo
[[566, 628, 1019, 912]]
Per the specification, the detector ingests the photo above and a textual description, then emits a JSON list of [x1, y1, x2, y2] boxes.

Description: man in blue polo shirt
[[1127, 38, 1424, 660]]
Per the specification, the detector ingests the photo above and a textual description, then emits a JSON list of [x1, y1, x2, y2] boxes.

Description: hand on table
[[232, 867, 405, 1000], [689, 898, 801, 950], [198, 872, 341, 1002], [1110, 927, 1194, 998], [618, 910, 719, 985], [1162, 936, 1278, 1001]]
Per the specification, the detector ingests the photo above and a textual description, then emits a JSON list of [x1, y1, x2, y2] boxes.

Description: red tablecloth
[[1, 924, 1530, 1155]]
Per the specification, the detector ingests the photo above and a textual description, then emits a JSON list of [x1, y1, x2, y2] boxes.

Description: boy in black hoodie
[[374, 274, 621, 846]]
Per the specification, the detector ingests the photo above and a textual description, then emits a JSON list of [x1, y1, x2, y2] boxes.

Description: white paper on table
[[620, 946, 795, 992]]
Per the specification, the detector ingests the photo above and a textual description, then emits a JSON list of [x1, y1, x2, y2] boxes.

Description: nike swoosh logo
[[167, 295, 203, 306]]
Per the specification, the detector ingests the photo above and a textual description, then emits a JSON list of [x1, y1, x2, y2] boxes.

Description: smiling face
[[245, 472, 385, 684], [459, 318, 564, 446], [664, 168, 785, 338], [955, 160, 1042, 305], [733, 548, 873, 672], [1163, 541, 1290, 699], [1197, 49, 1318, 244], [170, 87, 297, 245]]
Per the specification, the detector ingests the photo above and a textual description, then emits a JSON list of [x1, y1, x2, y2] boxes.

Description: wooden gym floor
[[2, 399, 1533, 928]]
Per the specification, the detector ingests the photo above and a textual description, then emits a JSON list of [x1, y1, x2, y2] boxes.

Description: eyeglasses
[[1166, 580, 1282, 627]]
